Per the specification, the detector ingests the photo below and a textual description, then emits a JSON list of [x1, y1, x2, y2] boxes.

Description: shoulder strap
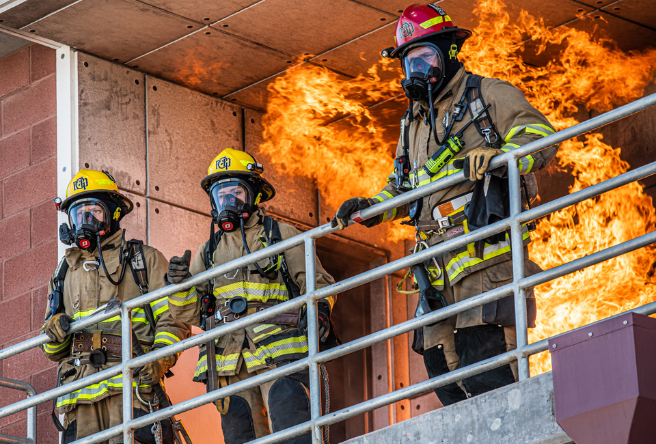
[[267, 217, 301, 299], [45, 257, 69, 322], [54, 256, 69, 282], [126, 240, 157, 335], [465, 75, 502, 149]]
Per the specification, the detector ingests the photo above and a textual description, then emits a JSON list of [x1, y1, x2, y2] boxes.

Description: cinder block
[[147, 78, 242, 214], [0, 128, 30, 179], [2, 331, 55, 381], [0, 210, 30, 260], [148, 199, 211, 262], [0, 262, 3, 302], [36, 411, 59, 443], [30, 365, 57, 415], [2, 75, 56, 135], [31, 285, 49, 332], [31, 201, 56, 248], [0, 46, 29, 98], [4, 240, 57, 298], [31, 116, 56, 164], [3, 157, 56, 216], [29, 44, 55, 83], [0, 292, 30, 341], [78, 54, 146, 195]]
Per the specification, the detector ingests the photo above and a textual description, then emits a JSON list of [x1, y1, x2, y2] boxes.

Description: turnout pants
[[422, 259, 530, 406], [215, 363, 312, 444], [62, 391, 173, 444]]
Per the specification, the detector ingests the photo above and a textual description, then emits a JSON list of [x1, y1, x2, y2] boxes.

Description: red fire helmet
[[385, 4, 472, 59]]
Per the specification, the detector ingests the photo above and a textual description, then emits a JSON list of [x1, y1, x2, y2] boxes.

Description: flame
[[258, 1, 656, 371], [174, 48, 223, 89]]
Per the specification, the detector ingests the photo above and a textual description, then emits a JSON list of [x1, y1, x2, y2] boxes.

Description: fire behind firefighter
[[41, 169, 191, 443], [166, 148, 337, 443], [332, 4, 558, 405]]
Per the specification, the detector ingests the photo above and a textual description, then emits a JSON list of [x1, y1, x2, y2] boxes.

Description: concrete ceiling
[[0, 0, 655, 111]]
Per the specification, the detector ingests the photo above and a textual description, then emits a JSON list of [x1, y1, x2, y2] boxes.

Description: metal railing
[[0, 378, 36, 444], [1, 92, 656, 444]]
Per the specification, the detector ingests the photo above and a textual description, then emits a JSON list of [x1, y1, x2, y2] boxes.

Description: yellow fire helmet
[[58, 168, 133, 218], [201, 148, 276, 204]]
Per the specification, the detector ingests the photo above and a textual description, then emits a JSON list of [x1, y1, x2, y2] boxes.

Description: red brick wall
[[0, 43, 59, 443]]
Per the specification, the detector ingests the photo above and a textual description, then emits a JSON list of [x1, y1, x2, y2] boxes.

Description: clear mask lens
[[210, 180, 254, 214], [68, 199, 109, 233], [403, 45, 442, 79]]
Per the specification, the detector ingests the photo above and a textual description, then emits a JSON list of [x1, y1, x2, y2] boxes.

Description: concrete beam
[[344, 372, 573, 444]]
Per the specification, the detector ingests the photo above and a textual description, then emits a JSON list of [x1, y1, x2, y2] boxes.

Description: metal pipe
[[507, 161, 530, 380], [121, 305, 134, 444], [0, 378, 36, 443], [384, 274, 394, 425], [0, 434, 33, 444], [304, 238, 322, 444]]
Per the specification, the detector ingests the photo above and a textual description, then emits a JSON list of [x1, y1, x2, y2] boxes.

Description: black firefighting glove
[[458, 147, 505, 181], [166, 250, 192, 284], [298, 301, 331, 342], [43, 313, 73, 343], [331, 197, 381, 230], [138, 352, 176, 385]]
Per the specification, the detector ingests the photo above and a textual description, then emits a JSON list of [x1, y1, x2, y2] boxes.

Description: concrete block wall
[[0, 43, 59, 443]]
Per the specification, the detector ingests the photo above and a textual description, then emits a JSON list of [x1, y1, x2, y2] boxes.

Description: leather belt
[[71, 332, 151, 356], [219, 302, 302, 326]]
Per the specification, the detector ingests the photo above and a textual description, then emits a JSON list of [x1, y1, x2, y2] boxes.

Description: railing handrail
[[0, 378, 36, 444], [1, 91, 655, 444]]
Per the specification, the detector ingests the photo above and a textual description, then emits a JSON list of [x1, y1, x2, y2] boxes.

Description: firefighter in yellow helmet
[[332, 4, 558, 405], [41, 169, 191, 443], [166, 148, 337, 443]]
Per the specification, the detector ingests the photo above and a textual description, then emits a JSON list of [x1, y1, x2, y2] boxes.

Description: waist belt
[[219, 301, 302, 326], [71, 332, 152, 356]]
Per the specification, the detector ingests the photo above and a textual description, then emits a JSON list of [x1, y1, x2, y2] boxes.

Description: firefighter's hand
[[462, 147, 504, 181], [43, 313, 73, 343], [298, 301, 331, 342], [138, 353, 176, 385], [331, 197, 380, 229], [166, 250, 192, 284]]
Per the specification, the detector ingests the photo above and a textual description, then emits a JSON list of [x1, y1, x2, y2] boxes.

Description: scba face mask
[[401, 44, 445, 102], [209, 179, 259, 232], [60, 198, 111, 251]]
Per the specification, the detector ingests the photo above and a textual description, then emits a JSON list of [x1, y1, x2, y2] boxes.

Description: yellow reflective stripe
[[446, 229, 530, 282], [154, 331, 180, 346], [243, 336, 308, 369], [416, 158, 463, 187], [504, 124, 555, 142], [150, 296, 169, 319], [193, 353, 240, 377], [380, 207, 397, 223], [372, 190, 394, 203], [56, 375, 148, 408], [43, 336, 71, 353], [72, 308, 148, 324], [501, 143, 535, 174], [213, 282, 289, 303], [169, 287, 198, 307], [419, 15, 450, 29], [254, 328, 282, 342]]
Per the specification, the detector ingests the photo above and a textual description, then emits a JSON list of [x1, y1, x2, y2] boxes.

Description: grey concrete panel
[[120, 190, 147, 242], [215, 0, 396, 57], [141, 0, 259, 24], [344, 372, 573, 444], [27, 0, 199, 63], [601, 0, 656, 29], [78, 54, 146, 195], [148, 199, 211, 262], [133, 29, 292, 97], [0, 32, 29, 58], [147, 78, 242, 214], [0, 0, 76, 29], [244, 108, 319, 227]]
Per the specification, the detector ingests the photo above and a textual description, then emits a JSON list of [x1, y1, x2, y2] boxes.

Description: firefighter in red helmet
[[333, 4, 558, 405]]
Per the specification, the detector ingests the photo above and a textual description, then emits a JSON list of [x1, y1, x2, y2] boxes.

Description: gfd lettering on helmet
[[400, 22, 414, 38], [73, 177, 88, 191], [216, 157, 231, 170]]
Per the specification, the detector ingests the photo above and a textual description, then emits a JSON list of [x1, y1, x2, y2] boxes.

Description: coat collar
[[65, 230, 124, 267], [412, 66, 467, 119]]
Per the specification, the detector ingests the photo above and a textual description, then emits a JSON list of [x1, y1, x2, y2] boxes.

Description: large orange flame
[[257, 0, 656, 372], [174, 48, 224, 90]]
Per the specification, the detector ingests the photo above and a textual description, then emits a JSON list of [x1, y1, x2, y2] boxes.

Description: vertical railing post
[[506, 161, 530, 380], [121, 305, 134, 443], [304, 237, 322, 444]]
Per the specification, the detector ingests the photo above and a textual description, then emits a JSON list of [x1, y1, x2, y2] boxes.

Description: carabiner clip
[[83, 260, 99, 271]]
